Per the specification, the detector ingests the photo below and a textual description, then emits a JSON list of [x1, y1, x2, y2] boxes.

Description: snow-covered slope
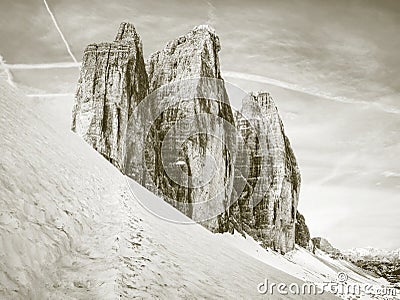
[[220, 234, 398, 300], [0, 80, 340, 299], [0, 80, 130, 298]]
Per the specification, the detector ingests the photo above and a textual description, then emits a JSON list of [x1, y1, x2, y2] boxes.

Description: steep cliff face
[[72, 23, 301, 253], [295, 211, 311, 249], [125, 25, 235, 229], [219, 92, 301, 253], [72, 22, 148, 171]]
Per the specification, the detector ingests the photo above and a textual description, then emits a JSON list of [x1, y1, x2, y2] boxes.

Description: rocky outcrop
[[312, 237, 342, 258], [218, 92, 300, 253], [295, 211, 311, 249], [72, 22, 148, 171], [72, 23, 301, 253], [125, 25, 235, 230]]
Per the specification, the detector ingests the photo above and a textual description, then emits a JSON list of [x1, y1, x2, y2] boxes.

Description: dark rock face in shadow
[[295, 211, 311, 249]]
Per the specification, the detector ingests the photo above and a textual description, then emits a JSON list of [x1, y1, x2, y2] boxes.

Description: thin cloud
[[224, 71, 400, 115], [43, 0, 78, 63], [382, 171, 400, 178], [5, 62, 81, 69], [26, 93, 74, 97], [315, 154, 357, 186], [4, 62, 399, 117]]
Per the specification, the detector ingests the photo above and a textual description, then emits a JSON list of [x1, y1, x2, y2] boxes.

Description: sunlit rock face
[[218, 92, 301, 253], [72, 22, 148, 171], [125, 25, 235, 230]]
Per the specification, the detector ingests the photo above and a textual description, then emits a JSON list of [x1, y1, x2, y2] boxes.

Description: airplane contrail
[[43, 0, 78, 63], [5, 62, 81, 69], [3, 60, 398, 115], [224, 70, 400, 115], [206, 1, 216, 26], [26, 93, 75, 98], [224, 70, 360, 104], [315, 153, 357, 186]]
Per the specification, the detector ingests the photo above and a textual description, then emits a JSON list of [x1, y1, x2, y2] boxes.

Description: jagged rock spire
[[72, 23, 301, 254], [114, 22, 139, 42], [125, 24, 234, 230], [72, 23, 148, 171], [222, 91, 301, 253], [147, 24, 222, 91]]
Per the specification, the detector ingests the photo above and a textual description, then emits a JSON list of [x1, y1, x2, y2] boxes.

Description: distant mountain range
[[344, 247, 400, 262], [343, 247, 400, 284]]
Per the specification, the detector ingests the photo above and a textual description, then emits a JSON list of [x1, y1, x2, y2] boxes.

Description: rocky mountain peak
[[159, 24, 220, 55], [114, 22, 140, 42], [147, 25, 222, 90], [252, 91, 274, 107], [72, 22, 301, 254], [71, 23, 148, 171], [192, 24, 216, 34], [240, 91, 279, 120], [125, 23, 235, 231], [217, 91, 301, 253]]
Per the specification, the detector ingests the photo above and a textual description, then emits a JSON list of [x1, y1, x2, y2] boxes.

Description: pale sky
[[0, 0, 399, 249]]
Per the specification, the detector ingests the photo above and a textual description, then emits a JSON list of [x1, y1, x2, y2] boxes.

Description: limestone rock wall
[[125, 25, 235, 230], [295, 211, 311, 249], [218, 92, 301, 253], [72, 23, 302, 253], [72, 22, 148, 171]]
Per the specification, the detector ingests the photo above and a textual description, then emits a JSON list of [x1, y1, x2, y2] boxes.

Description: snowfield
[[0, 78, 396, 299]]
